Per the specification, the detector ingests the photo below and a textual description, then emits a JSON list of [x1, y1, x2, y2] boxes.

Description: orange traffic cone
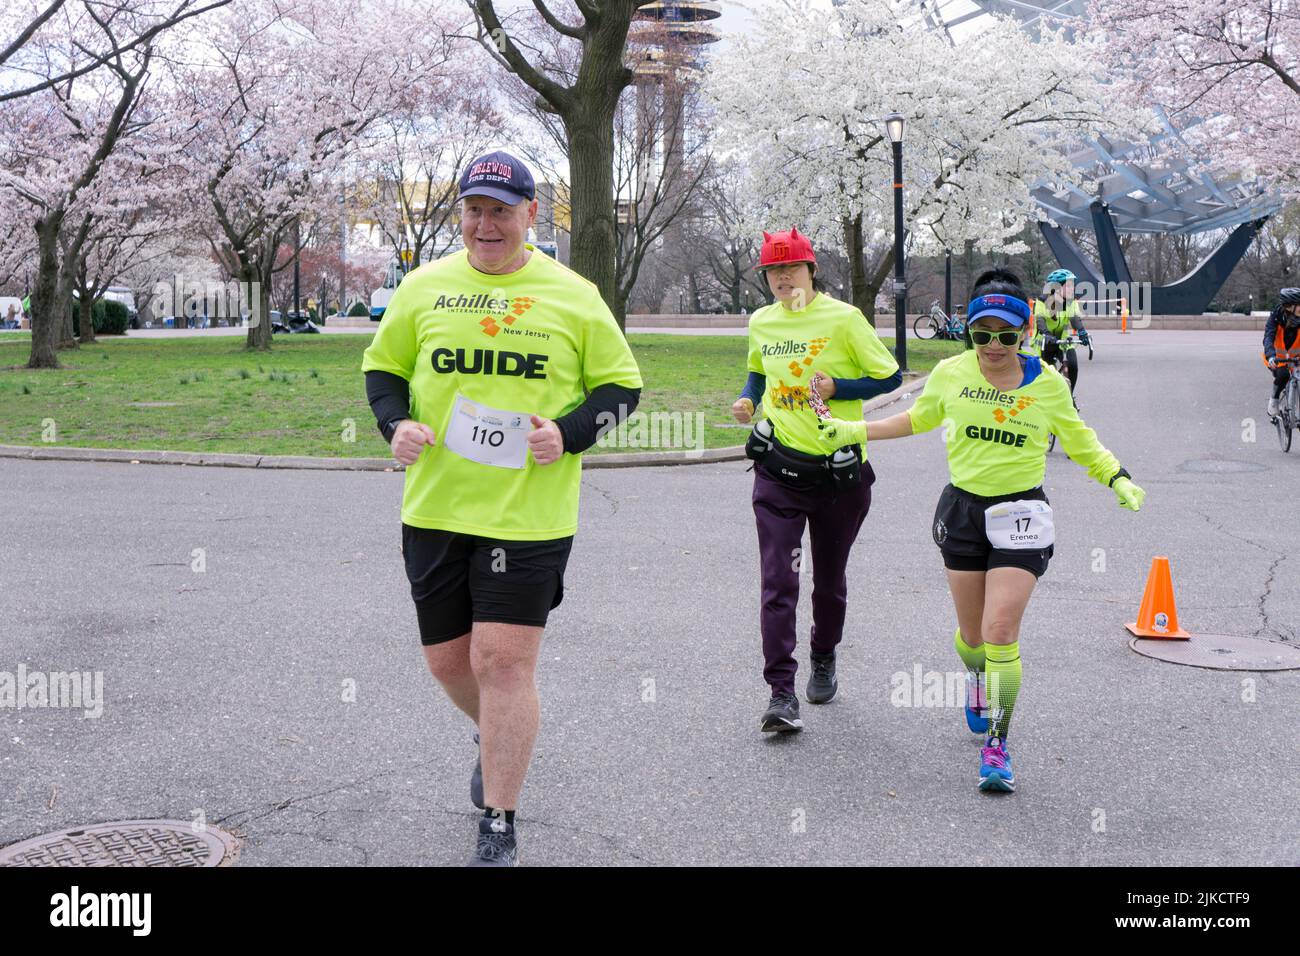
[[1125, 556, 1190, 639]]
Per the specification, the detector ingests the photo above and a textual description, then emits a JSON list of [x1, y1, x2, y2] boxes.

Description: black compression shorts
[[932, 483, 1053, 578], [401, 525, 574, 645]]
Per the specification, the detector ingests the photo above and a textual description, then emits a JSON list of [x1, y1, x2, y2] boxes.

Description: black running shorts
[[401, 525, 574, 645], [932, 483, 1053, 578]]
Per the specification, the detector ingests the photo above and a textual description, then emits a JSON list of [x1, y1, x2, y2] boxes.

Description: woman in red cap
[[732, 227, 902, 733]]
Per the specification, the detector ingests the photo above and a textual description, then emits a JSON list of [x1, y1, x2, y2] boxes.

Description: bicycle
[[1270, 357, 1300, 452], [1045, 333, 1093, 452], [913, 300, 965, 341]]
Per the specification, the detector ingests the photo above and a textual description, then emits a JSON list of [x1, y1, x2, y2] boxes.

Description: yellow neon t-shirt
[[907, 349, 1120, 496], [362, 246, 642, 540], [747, 293, 900, 456]]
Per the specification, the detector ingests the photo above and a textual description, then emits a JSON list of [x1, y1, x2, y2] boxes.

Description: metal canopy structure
[[906, 0, 1283, 236], [900, 0, 1281, 312]]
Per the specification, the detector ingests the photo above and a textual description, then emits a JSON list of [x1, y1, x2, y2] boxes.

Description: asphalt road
[[1, 330, 1296, 866]]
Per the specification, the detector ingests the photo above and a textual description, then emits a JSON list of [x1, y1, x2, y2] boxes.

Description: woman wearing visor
[[731, 227, 901, 734], [817, 268, 1145, 791]]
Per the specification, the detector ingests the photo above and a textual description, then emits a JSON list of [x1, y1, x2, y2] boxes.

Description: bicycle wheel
[[913, 315, 939, 340], [1276, 413, 1293, 452]]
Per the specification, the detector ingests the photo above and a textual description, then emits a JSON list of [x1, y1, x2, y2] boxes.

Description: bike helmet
[[1045, 269, 1076, 285], [1280, 287, 1300, 305]]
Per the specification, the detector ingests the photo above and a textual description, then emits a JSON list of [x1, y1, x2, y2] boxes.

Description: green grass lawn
[[0, 331, 961, 457]]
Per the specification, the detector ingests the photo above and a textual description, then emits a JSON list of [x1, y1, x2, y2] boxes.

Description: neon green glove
[[1113, 477, 1145, 511], [817, 416, 867, 450]]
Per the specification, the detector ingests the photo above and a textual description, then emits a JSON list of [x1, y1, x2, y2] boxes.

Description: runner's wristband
[[1108, 468, 1131, 488]]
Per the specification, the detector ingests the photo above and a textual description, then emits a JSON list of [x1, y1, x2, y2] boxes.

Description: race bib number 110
[[444, 394, 531, 469]]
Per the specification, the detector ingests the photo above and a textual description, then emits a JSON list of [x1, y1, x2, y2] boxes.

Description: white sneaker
[[1267, 397, 1279, 417]]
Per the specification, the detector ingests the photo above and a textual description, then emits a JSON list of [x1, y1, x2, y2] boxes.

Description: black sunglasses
[[970, 328, 1022, 347]]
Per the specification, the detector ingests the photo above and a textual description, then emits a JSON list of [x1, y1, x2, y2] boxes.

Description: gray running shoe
[[470, 731, 484, 810], [806, 652, 838, 704], [760, 692, 804, 733], [468, 815, 518, 867]]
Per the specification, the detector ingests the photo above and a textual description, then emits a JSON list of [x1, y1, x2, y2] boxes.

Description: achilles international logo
[[480, 295, 538, 338], [762, 336, 829, 379], [992, 395, 1037, 423]]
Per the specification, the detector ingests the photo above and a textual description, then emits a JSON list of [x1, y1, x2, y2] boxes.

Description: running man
[[816, 268, 1144, 791], [363, 150, 642, 864], [732, 227, 901, 733]]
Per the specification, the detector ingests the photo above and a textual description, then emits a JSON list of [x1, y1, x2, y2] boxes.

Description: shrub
[[348, 301, 369, 317], [70, 298, 129, 335], [100, 300, 130, 334], [71, 299, 105, 337]]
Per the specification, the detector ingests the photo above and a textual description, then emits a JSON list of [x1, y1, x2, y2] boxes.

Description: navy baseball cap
[[457, 150, 535, 205]]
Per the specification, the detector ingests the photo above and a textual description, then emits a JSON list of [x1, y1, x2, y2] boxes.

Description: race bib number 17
[[444, 394, 531, 469], [984, 499, 1055, 550]]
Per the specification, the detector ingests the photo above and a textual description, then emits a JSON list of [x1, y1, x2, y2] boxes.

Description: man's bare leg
[[422, 632, 479, 723], [469, 621, 544, 810]]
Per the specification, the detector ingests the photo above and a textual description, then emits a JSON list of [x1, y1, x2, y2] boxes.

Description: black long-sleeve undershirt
[[365, 370, 412, 443], [364, 370, 641, 454]]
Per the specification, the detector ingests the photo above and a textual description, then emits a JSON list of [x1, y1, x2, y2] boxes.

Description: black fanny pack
[[746, 419, 861, 489]]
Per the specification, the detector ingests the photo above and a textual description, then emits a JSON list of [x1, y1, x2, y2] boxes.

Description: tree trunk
[[77, 275, 97, 345], [864, 246, 895, 326], [566, 115, 620, 327], [245, 259, 273, 351], [56, 266, 78, 351], [27, 217, 63, 369], [729, 250, 742, 313], [842, 214, 872, 322]]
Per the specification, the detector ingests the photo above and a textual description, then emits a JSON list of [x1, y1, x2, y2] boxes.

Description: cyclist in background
[[1264, 288, 1300, 418], [1034, 269, 1091, 396]]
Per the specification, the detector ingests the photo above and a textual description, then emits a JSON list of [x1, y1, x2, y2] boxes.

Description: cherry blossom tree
[[170, 0, 457, 351], [1090, 0, 1300, 194], [706, 0, 1153, 320], [0, 23, 159, 366], [352, 88, 503, 271], [0, 0, 231, 103]]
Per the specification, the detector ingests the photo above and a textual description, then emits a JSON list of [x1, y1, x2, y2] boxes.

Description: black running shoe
[[806, 651, 838, 704], [467, 815, 518, 867], [470, 731, 484, 810], [760, 692, 804, 733]]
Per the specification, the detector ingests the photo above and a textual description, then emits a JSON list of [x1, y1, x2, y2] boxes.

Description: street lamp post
[[944, 248, 952, 320], [886, 112, 908, 372], [293, 216, 301, 321]]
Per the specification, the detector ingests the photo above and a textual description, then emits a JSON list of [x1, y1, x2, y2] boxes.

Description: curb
[[0, 373, 929, 473]]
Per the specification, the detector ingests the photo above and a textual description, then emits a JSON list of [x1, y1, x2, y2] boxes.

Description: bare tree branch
[[0, 0, 232, 103], [531, 0, 585, 40]]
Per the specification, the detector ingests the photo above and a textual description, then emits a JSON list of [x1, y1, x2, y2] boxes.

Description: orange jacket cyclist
[[1263, 288, 1300, 419], [816, 268, 1144, 792]]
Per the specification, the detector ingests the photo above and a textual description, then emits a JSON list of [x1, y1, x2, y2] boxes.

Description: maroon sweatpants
[[752, 463, 874, 695]]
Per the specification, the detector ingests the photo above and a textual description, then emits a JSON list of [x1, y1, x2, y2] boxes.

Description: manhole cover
[[1179, 458, 1267, 474], [1128, 634, 1300, 671], [0, 820, 238, 867]]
